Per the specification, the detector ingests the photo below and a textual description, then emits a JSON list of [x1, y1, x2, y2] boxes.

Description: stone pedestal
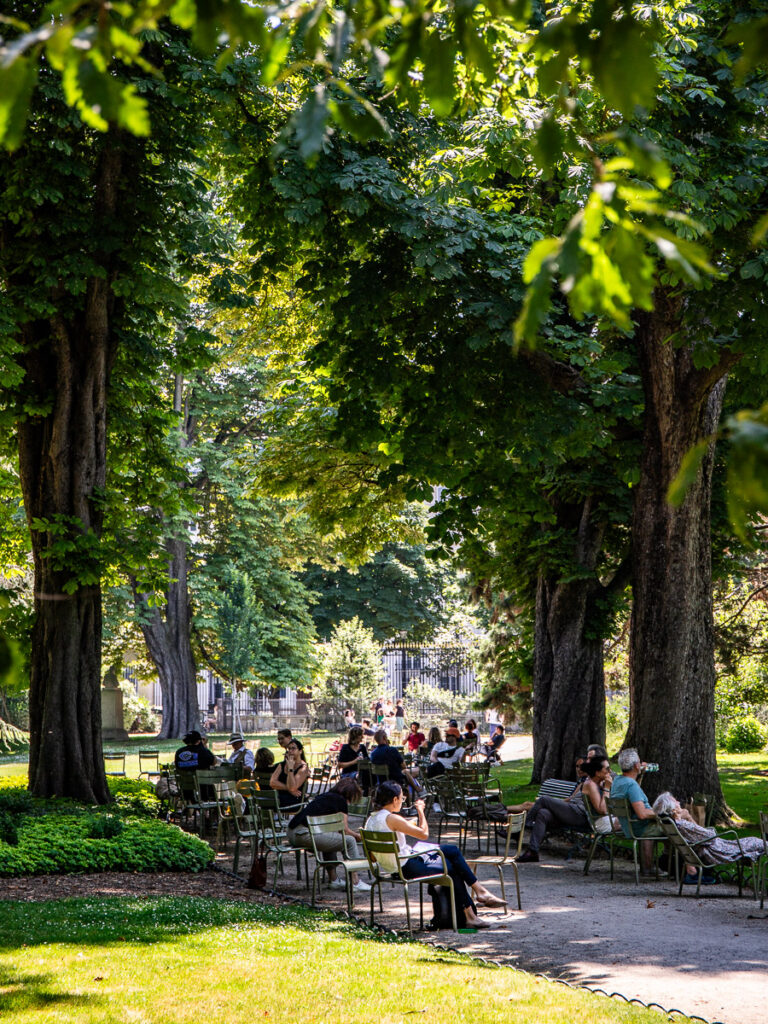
[[101, 665, 130, 742]]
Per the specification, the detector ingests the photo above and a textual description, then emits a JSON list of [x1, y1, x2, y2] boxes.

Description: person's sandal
[[476, 894, 507, 908]]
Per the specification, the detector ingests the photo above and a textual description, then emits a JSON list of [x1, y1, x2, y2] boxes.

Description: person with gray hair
[[610, 747, 662, 874], [652, 791, 765, 884]]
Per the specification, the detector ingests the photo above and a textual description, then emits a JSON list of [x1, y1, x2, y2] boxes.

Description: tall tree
[[0, 32, 220, 799]]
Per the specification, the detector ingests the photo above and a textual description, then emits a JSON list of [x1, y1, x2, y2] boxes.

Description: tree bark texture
[[135, 536, 201, 739], [15, 146, 125, 803], [532, 499, 607, 783], [627, 299, 729, 809]]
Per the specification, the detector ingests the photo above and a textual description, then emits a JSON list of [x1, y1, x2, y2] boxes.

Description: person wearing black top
[[174, 731, 216, 771], [370, 729, 421, 793], [286, 777, 370, 892], [270, 738, 310, 808], [338, 727, 369, 775]]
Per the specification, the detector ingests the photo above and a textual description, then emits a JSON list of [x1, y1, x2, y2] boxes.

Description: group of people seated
[[514, 746, 765, 882]]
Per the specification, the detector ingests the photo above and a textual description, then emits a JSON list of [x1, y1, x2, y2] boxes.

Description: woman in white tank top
[[364, 781, 506, 927]]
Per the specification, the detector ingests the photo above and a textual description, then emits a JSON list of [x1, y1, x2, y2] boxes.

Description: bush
[[0, 816, 214, 876], [85, 813, 124, 839], [723, 715, 768, 753], [0, 809, 18, 846], [0, 785, 33, 817], [107, 778, 160, 818], [119, 680, 159, 733]]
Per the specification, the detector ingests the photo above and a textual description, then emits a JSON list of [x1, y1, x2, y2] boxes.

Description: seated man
[[480, 724, 506, 761], [174, 730, 216, 772], [370, 729, 420, 791], [427, 731, 467, 778], [610, 747, 663, 872], [226, 732, 255, 776]]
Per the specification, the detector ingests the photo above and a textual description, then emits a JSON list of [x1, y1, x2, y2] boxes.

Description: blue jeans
[[402, 843, 477, 912]]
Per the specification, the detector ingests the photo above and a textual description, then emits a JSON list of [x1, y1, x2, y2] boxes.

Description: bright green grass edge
[[0, 896, 689, 1024]]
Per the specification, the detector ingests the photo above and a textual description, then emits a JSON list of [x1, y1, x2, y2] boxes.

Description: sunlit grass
[[0, 897, 688, 1024]]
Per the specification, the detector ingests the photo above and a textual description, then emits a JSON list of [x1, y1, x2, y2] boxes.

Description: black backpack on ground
[[426, 883, 466, 930]]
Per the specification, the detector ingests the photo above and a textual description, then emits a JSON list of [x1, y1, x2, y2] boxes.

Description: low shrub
[[0, 808, 18, 846], [0, 816, 213, 876], [108, 778, 160, 818], [723, 715, 768, 753], [85, 813, 124, 839], [0, 785, 33, 816]]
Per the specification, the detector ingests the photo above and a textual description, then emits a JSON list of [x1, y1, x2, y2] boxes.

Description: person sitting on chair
[[365, 781, 505, 928], [286, 777, 370, 893], [175, 730, 216, 771], [480, 724, 506, 762], [270, 738, 310, 807], [405, 722, 426, 754], [517, 760, 590, 862], [652, 791, 765, 883], [370, 730, 421, 790], [610, 747, 664, 874], [338, 726, 369, 778], [226, 733, 254, 777], [582, 756, 622, 833], [427, 732, 466, 778]]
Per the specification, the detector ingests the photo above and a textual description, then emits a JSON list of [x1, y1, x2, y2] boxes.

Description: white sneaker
[[329, 879, 347, 890], [353, 880, 372, 892]]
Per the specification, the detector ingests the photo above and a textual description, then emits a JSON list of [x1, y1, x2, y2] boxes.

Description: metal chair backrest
[[499, 810, 526, 860], [307, 812, 346, 860], [227, 794, 259, 837], [103, 752, 126, 776], [347, 796, 371, 819], [657, 814, 705, 868], [360, 829, 406, 880], [138, 750, 160, 777], [538, 778, 577, 801], [607, 796, 650, 840], [253, 770, 274, 789], [370, 763, 391, 781], [237, 779, 260, 801]]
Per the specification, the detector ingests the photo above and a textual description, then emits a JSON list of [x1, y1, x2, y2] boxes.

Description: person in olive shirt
[[286, 777, 370, 892]]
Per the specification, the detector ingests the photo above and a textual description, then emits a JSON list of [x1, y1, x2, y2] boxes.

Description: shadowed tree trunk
[[133, 535, 200, 739], [17, 148, 123, 803], [626, 298, 736, 812], [532, 497, 608, 783]]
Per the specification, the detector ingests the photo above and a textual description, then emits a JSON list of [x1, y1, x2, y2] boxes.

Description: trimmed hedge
[[0, 815, 214, 876]]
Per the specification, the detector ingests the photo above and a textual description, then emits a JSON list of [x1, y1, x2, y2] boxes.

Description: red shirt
[[405, 731, 426, 752]]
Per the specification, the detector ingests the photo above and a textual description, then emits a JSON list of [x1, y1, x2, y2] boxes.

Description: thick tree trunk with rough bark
[[16, 146, 124, 803], [135, 536, 200, 739], [532, 499, 607, 783], [626, 300, 731, 810]]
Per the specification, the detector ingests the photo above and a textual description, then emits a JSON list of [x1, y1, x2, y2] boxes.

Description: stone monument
[[101, 664, 130, 742]]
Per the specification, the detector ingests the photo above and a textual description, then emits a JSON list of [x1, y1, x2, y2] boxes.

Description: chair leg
[[311, 865, 320, 907], [403, 886, 412, 936], [584, 836, 598, 876]]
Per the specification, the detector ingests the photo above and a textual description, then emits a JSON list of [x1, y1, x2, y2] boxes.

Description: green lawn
[[0, 731, 341, 782], [0, 897, 689, 1024]]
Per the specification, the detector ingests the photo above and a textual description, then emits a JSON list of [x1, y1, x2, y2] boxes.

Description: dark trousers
[[527, 796, 588, 852], [402, 844, 477, 913]]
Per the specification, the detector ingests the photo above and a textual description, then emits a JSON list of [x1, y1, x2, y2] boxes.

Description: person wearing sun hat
[[226, 732, 254, 776]]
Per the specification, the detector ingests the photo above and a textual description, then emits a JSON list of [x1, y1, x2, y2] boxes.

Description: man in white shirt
[[428, 732, 466, 777], [227, 732, 255, 776]]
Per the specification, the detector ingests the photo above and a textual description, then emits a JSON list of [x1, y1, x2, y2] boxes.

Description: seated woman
[[270, 738, 310, 808], [364, 781, 505, 927], [423, 726, 442, 754], [462, 720, 479, 754], [582, 756, 622, 833], [652, 791, 765, 883], [338, 726, 369, 778], [286, 777, 370, 892], [517, 761, 590, 862]]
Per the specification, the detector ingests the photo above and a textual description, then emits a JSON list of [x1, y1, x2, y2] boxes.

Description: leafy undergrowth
[[0, 897, 689, 1024], [0, 777, 211, 876]]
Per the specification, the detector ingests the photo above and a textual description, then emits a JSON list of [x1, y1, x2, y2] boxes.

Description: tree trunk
[[16, 147, 122, 804], [135, 536, 200, 739], [626, 300, 729, 810], [532, 499, 607, 783]]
